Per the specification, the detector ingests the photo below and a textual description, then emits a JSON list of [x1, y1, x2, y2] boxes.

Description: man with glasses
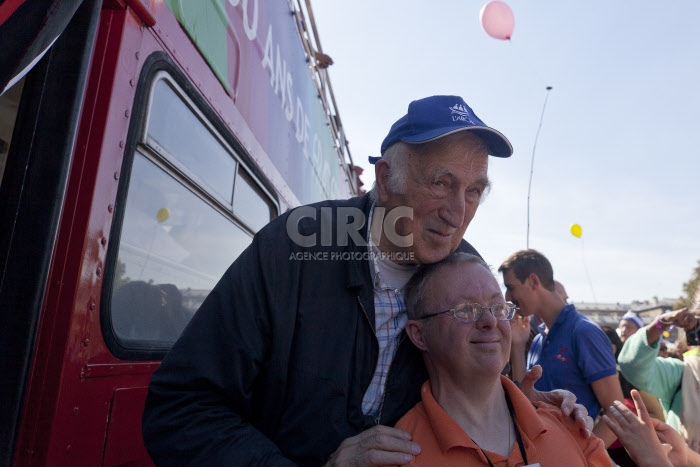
[[500, 249, 624, 448], [396, 252, 610, 466]]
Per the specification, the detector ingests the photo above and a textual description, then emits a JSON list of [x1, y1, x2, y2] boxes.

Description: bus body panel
[[7, 1, 357, 465], [16, 8, 151, 465]]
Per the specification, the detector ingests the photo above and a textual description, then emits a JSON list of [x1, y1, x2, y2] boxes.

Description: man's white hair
[[368, 142, 410, 203]]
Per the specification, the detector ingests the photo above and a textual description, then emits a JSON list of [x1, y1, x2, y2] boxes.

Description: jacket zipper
[[356, 295, 375, 334]]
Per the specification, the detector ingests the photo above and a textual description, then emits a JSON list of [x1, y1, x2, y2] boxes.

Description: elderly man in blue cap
[[143, 96, 591, 467]]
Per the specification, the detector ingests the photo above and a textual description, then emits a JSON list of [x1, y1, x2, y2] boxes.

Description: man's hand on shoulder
[[519, 365, 594, 438], [324, 425, 420, 467]]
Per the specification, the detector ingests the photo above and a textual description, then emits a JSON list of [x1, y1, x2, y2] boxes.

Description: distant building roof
[[573, 297, 676, 327]]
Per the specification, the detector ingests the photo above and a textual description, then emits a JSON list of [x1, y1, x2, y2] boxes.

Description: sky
[[311, 0, 700, 305]]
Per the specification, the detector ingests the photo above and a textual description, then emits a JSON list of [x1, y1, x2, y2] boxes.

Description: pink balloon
[[480, 1, 515, 40]]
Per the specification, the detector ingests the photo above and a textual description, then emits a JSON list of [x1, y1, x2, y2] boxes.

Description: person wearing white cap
[[618, 311, 644, 343]]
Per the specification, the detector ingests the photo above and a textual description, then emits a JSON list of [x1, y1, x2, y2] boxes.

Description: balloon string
[[526, 86, 552, 248], [580, 238, 597, 303]]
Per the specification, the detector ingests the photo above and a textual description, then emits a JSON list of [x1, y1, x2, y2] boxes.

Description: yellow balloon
[[570, 223, 582, 238], [663, 331, 670, 338], [156, 207, 170, 223]]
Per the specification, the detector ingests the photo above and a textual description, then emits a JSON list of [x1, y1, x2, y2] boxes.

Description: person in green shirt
[[618, 298, 700, 454]]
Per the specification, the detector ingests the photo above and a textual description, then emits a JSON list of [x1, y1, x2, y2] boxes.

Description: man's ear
[[405, 319, 429, 351], [374, 159, 391, 204], [526, 273, 541, 290]]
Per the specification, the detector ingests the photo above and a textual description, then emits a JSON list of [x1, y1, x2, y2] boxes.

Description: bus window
[[110, 154, 251, 345], [107, 71, 276, 353], [0, 78, 25, 185], [233, 168, 275, 232], [145, 77, 237, 204]]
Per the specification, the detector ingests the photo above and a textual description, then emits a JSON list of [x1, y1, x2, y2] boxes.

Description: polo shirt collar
[[550, 304, 577, 331], [419, 381, 478, 453], [419, 377, 550, 456]]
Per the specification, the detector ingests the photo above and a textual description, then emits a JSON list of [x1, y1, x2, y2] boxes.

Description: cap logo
[[449, 103, 475, 124]]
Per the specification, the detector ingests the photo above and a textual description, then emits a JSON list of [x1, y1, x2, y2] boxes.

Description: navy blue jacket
[[142, 194, 480, 466]]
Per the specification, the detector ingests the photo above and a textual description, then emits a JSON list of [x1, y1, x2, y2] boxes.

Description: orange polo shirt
[[394, 376, 611, 467]]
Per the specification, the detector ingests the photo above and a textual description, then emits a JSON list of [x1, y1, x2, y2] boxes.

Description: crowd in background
[[504, 253, 700, 467]]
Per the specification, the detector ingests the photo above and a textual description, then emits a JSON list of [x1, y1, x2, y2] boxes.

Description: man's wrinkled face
[[376, 134, 489, 265]]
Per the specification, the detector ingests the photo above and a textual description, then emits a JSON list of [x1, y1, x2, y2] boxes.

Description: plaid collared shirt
[[361, 204, 412, 419]]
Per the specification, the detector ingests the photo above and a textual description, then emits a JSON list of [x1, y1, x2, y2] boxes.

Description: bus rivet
[[101, 237, 107, 246], [130, 79, 135, 87], [96, 267, 102, 277], [114, 172, 119, 180], [73, 406, 79, 415], [108, 204, 113, 213], [89, 301, 96, 311], [125, 109, 130, 117], [83, 338, 90, 346], [135, 52, 140, 60], [119, 140, 125, 148]]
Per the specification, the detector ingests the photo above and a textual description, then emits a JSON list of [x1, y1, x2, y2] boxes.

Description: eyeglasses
[[417, 302, 519, 322]]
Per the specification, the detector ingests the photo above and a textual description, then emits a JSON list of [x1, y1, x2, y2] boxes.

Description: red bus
[[0, 1, 360, 465]]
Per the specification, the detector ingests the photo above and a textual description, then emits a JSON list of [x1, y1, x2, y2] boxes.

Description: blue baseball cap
[[370, 95, 513, 163]]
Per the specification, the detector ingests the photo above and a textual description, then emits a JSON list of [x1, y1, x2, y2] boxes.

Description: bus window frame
[[101, 52, 279, 361], [142, 73, 238, 213]]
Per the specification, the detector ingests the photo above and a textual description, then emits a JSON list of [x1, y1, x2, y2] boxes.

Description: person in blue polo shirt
[[499, 248, 624, 448]]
